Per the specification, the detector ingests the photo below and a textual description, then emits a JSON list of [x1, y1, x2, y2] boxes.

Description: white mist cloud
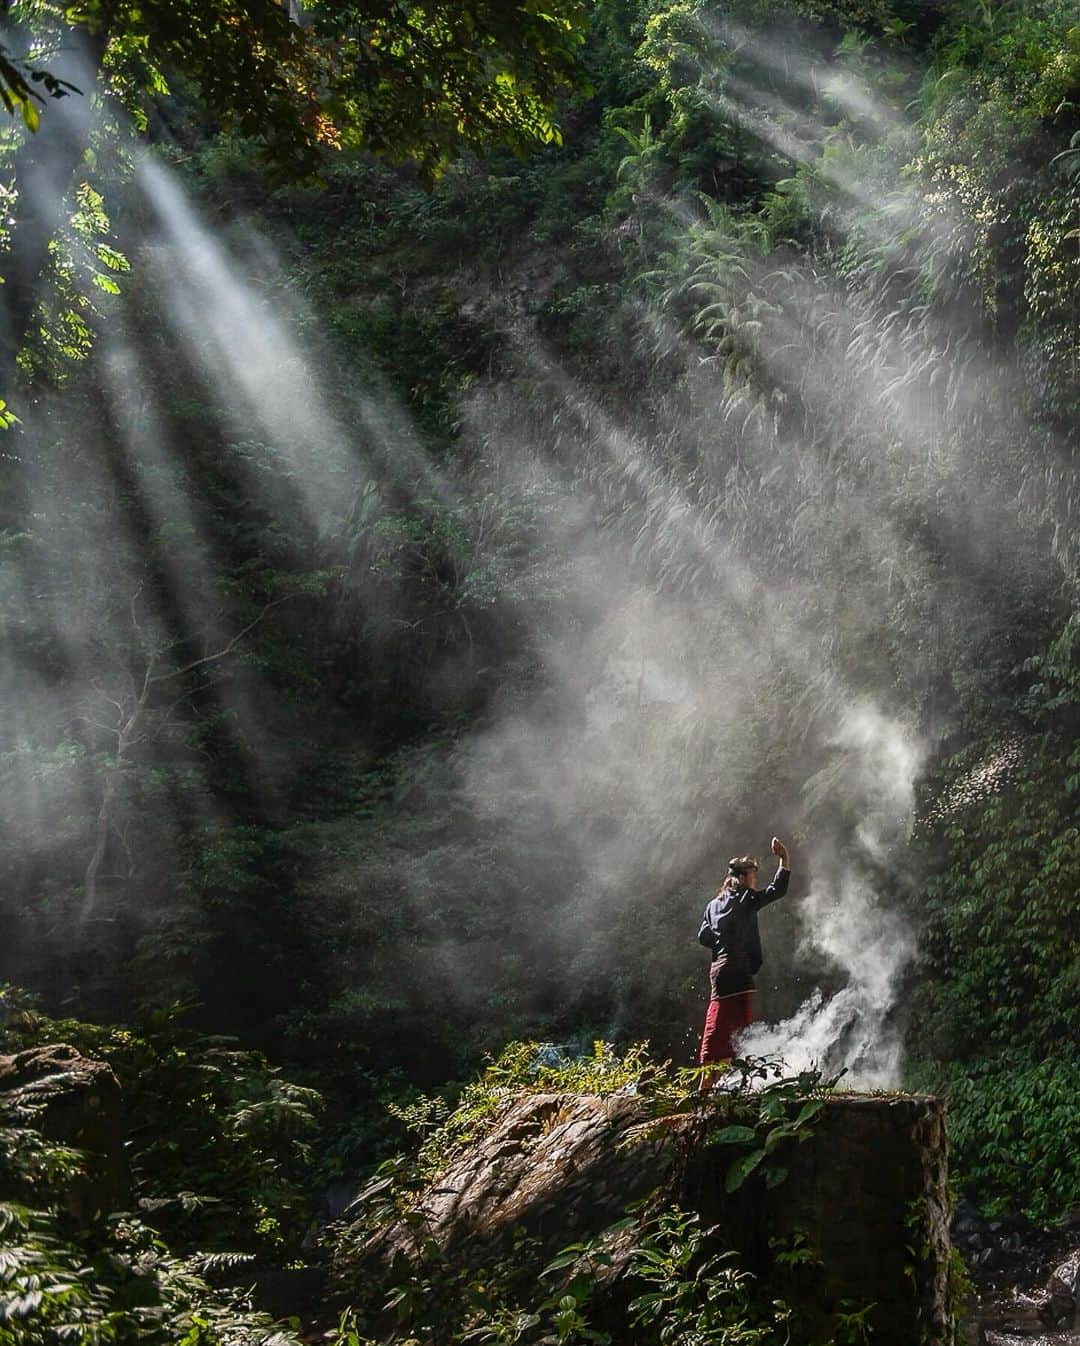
[[2, 18, 1054, 1083], [740, 706, 923, 1087]]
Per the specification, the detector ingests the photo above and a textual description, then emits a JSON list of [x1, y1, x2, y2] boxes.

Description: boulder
[[351, 1090, 953, 1346], [369, 1092, 664, 1260], [700, 1094, 953, 1346], [0, 1042, 130, 1222], [1035, 1250, 1080, 1328]]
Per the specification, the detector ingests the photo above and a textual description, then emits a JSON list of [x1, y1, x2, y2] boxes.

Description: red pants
[[699, 991, 755, 1064]]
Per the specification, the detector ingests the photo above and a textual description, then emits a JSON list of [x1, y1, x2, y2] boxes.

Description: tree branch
[[150, 596, 290, 683]]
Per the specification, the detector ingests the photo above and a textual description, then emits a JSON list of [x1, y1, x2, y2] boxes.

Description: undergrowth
[[0, 987, 320, 1343], [0, 1059, 305, 1346], [327, 1041, 868, 1346]]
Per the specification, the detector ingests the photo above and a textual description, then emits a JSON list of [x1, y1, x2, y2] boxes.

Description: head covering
[[727, 854, 759, 877]]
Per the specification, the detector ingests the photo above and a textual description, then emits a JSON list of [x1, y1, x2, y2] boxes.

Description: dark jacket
[[697, 866, 790, 997]]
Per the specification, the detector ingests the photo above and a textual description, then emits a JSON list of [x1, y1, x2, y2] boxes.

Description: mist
[[0, 14, 1064, 1087]]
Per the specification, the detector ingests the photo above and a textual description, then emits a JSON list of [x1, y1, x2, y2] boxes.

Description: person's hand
[[771, 836, 789, 867]]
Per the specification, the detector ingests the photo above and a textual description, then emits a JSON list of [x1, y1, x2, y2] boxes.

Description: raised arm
[[750, 836, 791, 909]]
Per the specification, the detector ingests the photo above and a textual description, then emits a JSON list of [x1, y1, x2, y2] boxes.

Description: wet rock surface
[[1037, 1251, 1080, 1329], [955, 1201, 1080, 1346]]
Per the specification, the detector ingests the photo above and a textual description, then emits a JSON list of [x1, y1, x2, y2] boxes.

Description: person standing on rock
[[696, 837, 791, 1087]]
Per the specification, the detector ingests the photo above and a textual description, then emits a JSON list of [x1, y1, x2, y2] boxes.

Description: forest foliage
[[1, 7, 1079, 1336], [0, 1008, 874, 1346]]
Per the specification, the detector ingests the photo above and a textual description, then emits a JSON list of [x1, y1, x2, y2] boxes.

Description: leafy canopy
[[3, 0, 589, 176]]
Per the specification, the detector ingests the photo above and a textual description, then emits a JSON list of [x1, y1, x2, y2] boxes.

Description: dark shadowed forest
[[1, 2, 1078, 1342]]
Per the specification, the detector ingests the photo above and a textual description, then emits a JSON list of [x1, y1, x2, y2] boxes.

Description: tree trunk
[[83, 767, 118, 911], [84, 666, 152, 911]]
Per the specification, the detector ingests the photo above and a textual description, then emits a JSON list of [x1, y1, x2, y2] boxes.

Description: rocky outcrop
[[968, 1247, 1080, 1346], [367, 1092, 666, 1264], [1036, 1250, 1080, 1329], [0, 1042, 129, 1222], [354, 1089, 953, 1346], [703, 1095, 953, 1346]]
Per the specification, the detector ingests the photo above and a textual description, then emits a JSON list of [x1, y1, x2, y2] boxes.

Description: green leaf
[[708, 1124, 758, 1146], [541, 1243, 589, 1275], [764, 1163, 789, 1188], [793, 1099, 826, 1127], [725, 1148, 766, 1192], [764, 1124, 801, 1154]]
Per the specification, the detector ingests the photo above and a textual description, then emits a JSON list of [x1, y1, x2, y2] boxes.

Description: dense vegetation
[[0, 1016, 893, 1345], [1, 0, 1079, 1337]]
